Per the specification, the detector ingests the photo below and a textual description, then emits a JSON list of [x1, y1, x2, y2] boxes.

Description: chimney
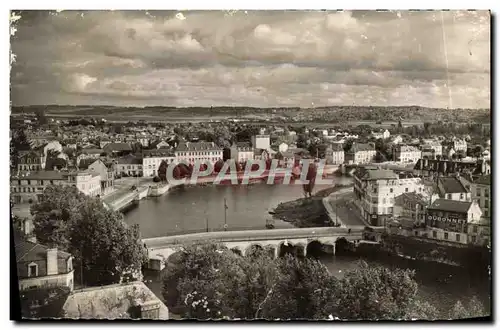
[[140, 300, 162, 319], [46, 248, 58, 275]]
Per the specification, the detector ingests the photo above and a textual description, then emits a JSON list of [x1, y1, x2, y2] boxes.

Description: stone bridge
[[143, 226, 365, 270]]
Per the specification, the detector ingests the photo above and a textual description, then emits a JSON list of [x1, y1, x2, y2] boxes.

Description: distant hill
[[10, 105, 491, 124]]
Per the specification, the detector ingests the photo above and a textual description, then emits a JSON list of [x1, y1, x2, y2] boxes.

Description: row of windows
[[18, 165, 41, 171], [430, 231, 462, 242], [14, 180, 55, 186], [476, 188, 490, 197], [12, 186, 44, 193], [177, 151, 221, 156], [119, 165, 143, 170]]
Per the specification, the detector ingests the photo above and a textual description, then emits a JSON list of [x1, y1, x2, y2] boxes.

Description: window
[[27, 180, 31, 185], [485, 210, 489, 217], [460, 193, 464, 200], [50, 180, 54, 185], [28, 263, 38, 277], [444, 232, 449, 240], [485, 200, 489, 208], [389, 188, 393, 193], [433, 231, 437, 238], [447, 194, 452, 199], [40, 180, 44, 185], [473, 225, 478, 233], [405, 188, 409, 192], [471, 235, 476, 243], [477, 190, 481, 197], [485, 189, 489, 197], [414, 231, 418, 236], [456, 234, 461, 242]]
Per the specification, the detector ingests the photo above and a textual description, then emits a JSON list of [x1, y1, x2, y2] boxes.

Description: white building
[[393, 145, 422, 163], [325, 144, 345, 165], [453, 138, 468, 153], [251, 135, 271, 150], [175, 141, 223, 165], [470, 175, 491, 220], [371, 129, 390, 140], [421, 140, 443, 156], [278, 142, 289, 153], [10, 170, 101, 204], [230, 142, 254, 163], [346, 143, 376, 165], [143, 149, 176, 177], [353, 167, 426, 226]]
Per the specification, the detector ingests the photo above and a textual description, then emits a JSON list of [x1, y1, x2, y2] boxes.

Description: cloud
[[10, 10, 490, 108]]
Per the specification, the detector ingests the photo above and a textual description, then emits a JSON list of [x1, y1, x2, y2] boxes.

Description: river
[[123, 177, 353, 238], [128, 179, 490, 319]]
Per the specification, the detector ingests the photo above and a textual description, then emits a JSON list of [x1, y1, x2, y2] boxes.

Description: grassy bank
[[271, 184, 353, 228]]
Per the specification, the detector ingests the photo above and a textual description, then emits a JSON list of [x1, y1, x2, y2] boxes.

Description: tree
[[214, 160, 225, 173], [449, 296, 487, 319], [302, 163, 317, 198], [31, 186, 148, 286], [10, 128, 30, 168], [34, 108, 48, 125], [473, 145, 484, 158], [162, 243, 439, 320], [158, 160, 168, 182], [296, 134, 308, 149], [315, 261, 438, 320]]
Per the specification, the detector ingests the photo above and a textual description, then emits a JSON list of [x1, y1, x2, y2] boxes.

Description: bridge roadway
[[143, 226, 365, 269]]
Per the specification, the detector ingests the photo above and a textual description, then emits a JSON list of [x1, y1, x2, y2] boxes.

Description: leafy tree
[[10, 128, 30, 168], [162, 244, 439, 320], [31, 186, 88, 250], [214, 160, 225, 173], [296, 134, 308, 149], [158, 160, 168, 182], [302, 163, 317, 198], [315, 261, 438, 320], [449, 296, 487, 319], [34, 108, 48, 125], [31, 186, 148, 287], [343, 139, 354, 153]]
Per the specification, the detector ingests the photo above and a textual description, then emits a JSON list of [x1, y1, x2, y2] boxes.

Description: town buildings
[[78, 159, 115, 196], [175, 141, 223, 165], [470, 175, 491, 220], [393, 192, 430, 226], [353, 167, 426, 226], [142, 149, 176, 177], [392, 145, 422, 163], [346, 143, 376, 165], [115, 154, 143, 177], [230, 142, 254, 163], [325, 144, 345, 165], [15, 232, 74, 291], [11, 170, 101, 204], [436, 176, 472, 202], [251, 134, 271, 150], [424, 199, 482, 245]]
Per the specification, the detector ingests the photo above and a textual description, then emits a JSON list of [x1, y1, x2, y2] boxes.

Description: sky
[[10, 10, 490, 109]]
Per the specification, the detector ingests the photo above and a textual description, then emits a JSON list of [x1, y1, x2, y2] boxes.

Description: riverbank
[[271, 184, 354, 228]]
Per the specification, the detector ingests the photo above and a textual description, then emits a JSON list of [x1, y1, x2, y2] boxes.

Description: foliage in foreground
[[161, 243, 487, 320], [30, 185, 148, 286]]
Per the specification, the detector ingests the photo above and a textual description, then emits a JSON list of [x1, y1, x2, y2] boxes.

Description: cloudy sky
[[10, 10, 490, 108]]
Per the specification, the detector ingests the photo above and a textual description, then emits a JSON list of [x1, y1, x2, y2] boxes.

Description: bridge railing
[[144, 226, 365, 249]]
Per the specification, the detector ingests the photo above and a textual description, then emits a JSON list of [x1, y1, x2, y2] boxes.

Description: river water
[[125, 180, 490, 319], [123, 177, 353, 238]]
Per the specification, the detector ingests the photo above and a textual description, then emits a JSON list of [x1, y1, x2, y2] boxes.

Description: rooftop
[[428, 199, 472, 214], [176, 141, 221, 152], [361, 169, 399, 181], [62, 282, 169, 320], [474, 175, 491, 186], [438, 176, 469, 194]]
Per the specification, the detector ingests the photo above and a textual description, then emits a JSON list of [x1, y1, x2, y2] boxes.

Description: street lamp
[[224, 198, 228, 231]]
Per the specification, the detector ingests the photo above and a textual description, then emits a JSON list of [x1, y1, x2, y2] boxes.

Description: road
[[325, 190, 368, 227]]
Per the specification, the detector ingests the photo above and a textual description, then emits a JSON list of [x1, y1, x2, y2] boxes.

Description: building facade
[[470, 175, 491, 220], [325, 144, 345, 165], [115, 155, 144, 177], [353, 167, 426, 226], [393, 145, 422, 163], [424, 199, 482, 245], [230, 142, 254, 163], [15, 237, 74, 291], [175, 141, 223, 165], [142, 149, 176, 177], [346, 143, 376, 165]]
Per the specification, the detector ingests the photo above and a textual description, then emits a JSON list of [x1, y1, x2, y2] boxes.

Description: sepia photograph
[[8, 8, 491, 321]]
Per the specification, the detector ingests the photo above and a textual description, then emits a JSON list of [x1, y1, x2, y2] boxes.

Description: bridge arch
[[278, 241, 306, 258], [245, 244, 264, 258], [230, 247, 243, 256]]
